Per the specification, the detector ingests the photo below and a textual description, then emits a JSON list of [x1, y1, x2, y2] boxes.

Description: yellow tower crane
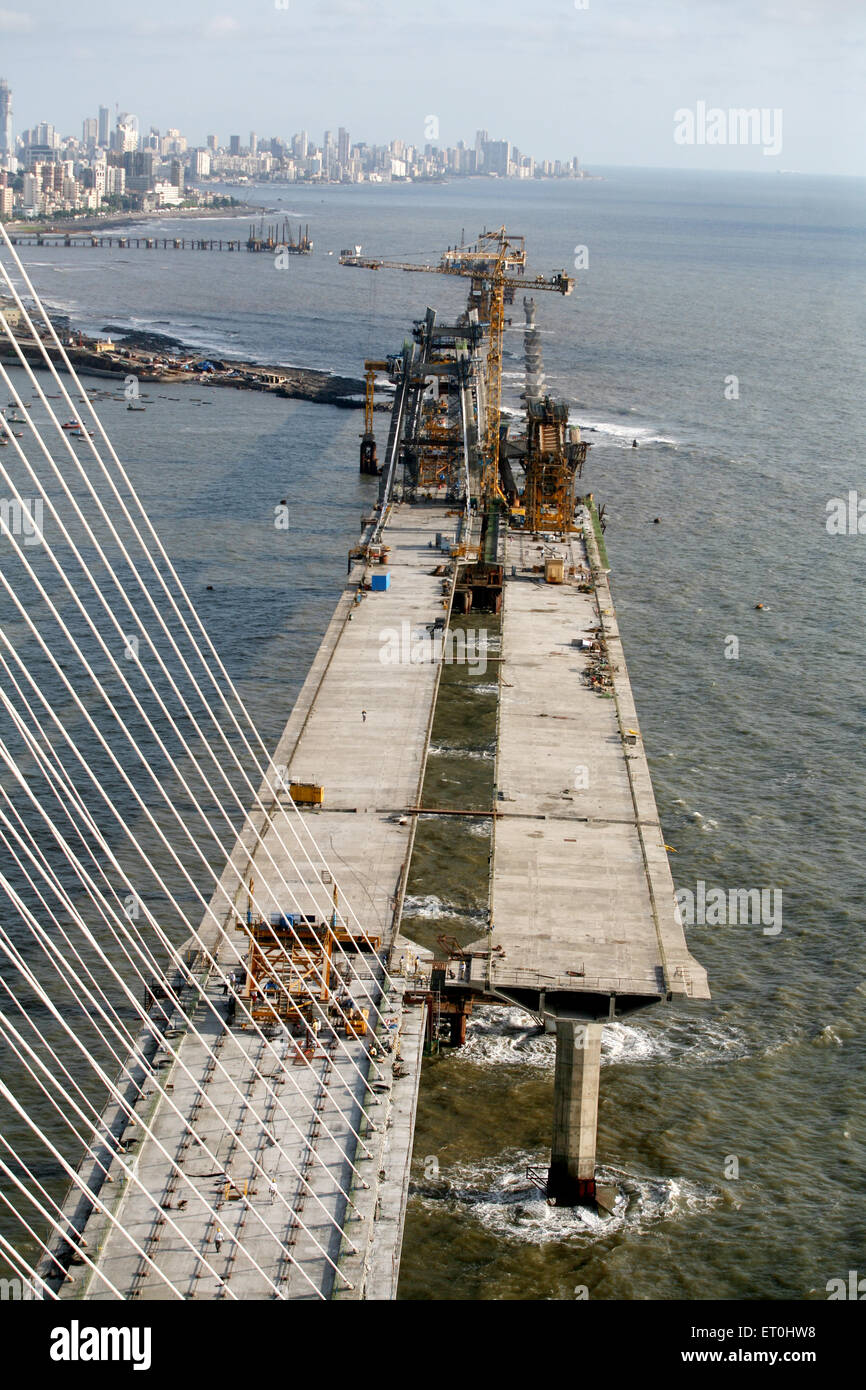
[[341, 230, 574, 502]]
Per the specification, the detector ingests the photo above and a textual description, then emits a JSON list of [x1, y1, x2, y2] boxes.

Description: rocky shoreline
[[1, 322, 390, 411]]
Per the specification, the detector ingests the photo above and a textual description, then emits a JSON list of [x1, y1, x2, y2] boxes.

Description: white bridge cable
[[0, 534, 385, 1104], [0, 1178, 72, 1293], [0, 508, 383, 1239], [0, 1217, 61, 1301], [0, 999, 341, 1301], [0, 886, 336, 1300], [0, 350, 390, 1026], [0, 688, 377, 1198], [0, 947, 359, 1299], [0, 663, 379, 1229], [0, 665, 382, 1167], [0, 253, 390, 981], [0, 768, 370, 1241], [0, 1069, 209, 1302], [0, 405, 390, 1054], [0, 760, 370, 1244], [0, 714, 375, 1201], [0, 1142, 125, 1300], [0, 247, 397, 1289]]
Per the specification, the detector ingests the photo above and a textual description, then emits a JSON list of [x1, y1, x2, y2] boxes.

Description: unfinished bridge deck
[[475, 508, 709, 1013], [55, 502, 455, 1301]]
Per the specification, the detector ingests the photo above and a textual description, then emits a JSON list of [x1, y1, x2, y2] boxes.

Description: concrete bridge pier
[[546, 1018, 604, 1207]]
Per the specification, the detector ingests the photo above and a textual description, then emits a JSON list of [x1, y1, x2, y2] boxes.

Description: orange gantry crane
[[342, 229, 575, 502]]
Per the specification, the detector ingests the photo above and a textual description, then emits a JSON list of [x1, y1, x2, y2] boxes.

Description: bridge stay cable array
[[0, 228, 390, 1300]]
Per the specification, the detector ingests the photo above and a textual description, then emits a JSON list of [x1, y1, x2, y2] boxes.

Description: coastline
[[0, 322, 383, 409], [3, 202, 262, 237]]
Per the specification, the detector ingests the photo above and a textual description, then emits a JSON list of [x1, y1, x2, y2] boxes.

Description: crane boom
[[341, 228, 575, 502]]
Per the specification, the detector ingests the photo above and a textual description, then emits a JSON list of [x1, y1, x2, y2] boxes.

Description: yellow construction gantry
[[342, 229, 575, 502]]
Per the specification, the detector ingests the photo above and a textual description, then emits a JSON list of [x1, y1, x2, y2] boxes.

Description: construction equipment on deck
[[342, 229, 574, 506]]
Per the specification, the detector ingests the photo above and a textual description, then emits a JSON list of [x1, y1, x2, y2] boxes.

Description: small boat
[[126, 403, 146, 412], [61, 420, 80, 430], [69, 426, 94, 439]]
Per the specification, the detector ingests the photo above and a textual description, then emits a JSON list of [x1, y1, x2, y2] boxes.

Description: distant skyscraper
[[114, 112, 138, 153], [98, 105, 110, 147], [82, 117, 98, 146], [0, 79, 13, 162], [337, 126, 349, 165], [207, 134, 217, 152], [249, 131, 257, 155], [229, 134, 240, 156]]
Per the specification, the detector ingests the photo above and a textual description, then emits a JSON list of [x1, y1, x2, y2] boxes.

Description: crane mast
[[341, 227, 574, 505]]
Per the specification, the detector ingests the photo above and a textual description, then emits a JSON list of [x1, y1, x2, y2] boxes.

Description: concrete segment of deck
[[480, 513, 709, 1012], [54, 502, 454, 1300]]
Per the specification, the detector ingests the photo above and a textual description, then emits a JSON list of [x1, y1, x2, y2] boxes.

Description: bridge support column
[[547, 1019, 603, 1206]]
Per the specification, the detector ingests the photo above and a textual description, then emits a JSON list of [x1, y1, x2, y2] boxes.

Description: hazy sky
[[1, 0, 863, 174]]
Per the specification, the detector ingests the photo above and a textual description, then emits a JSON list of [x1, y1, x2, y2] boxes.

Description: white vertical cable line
[[0, 1184, 70, 1290], [0, 420, 387, 1048], [0, 733, 375, 1209], [0, 722, 373, 1214], [0, 1002, 346, 1298], [0, 240, 395, 1291], [0, 483, 385, 1083], [0, 236, 390, 982], [0, 671, 378, 1193], [0, 907, 332, 1300], [0, 546, 382, 1099], [0, 1075, 197, 1301], [0, 1146, 122, 1298], [0, 288, 386, 975], [0, 352, 390, 1018], [0, 796, 367, 1250], [0, 1220, 60, 1301]]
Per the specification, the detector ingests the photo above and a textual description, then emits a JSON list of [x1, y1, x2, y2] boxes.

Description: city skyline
[[0, 1, 862, 177], [0, 82, 594, 220]]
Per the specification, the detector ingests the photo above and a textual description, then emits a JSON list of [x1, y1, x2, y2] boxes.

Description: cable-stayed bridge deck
[[470, 510, 709, 1014], [52, 502, 455, 1301]]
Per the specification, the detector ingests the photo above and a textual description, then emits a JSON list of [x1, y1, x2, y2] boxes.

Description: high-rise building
[[229, 134, 240, 156], [337, 126, 350, 166], [82, 117, 98, 147], [114, 112, 139, 153], [249, 131, 257, 155], [206, 133, 217, 152], [0, 79, 13, 164], [482, 139, 509, 176], [98, 105, 110, 146]]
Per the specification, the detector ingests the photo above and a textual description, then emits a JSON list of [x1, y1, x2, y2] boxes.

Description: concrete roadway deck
[[476, 508, 709, 1013], [55, 502, 454, 1301]]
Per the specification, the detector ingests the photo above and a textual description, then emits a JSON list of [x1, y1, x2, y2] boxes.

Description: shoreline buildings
[[0, 81, 589, 221]]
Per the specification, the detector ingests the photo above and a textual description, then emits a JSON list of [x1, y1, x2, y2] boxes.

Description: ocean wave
[[401, 895, 487, 925], [413, 1149, 723, 1246], [670, 799, 720, 832], [427, 745, 494, 761], [458, 1005, 751, 1070], [578, 418, 681, 449]]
